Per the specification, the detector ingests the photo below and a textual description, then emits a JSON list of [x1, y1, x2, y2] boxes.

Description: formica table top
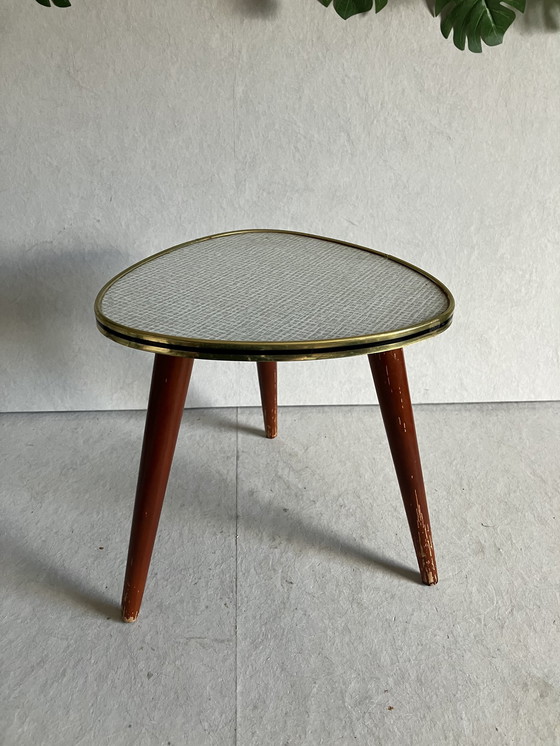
[[95, 230, 454, 361]]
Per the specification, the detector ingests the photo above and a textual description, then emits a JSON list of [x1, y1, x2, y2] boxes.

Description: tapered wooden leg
[[257, 361, 278, 439], [368, 348, 438, 585], [121, 354, 194, 622]]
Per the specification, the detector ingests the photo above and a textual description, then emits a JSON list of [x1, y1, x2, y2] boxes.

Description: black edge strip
[[97, 316, 452, 358]]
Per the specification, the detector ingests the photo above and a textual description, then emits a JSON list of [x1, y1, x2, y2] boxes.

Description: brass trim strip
[[96, 315, 452, 362], [94, 229, 455, 360]]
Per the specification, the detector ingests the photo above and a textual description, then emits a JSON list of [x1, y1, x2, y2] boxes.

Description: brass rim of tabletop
[[94, 229, 455, 362]]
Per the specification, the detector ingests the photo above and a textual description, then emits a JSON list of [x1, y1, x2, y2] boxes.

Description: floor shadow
[[169, 409, 420, 583], [195, 407, 264, 438], [236, 493, 421, 583], [1, 407, 418, 624], [1, 529, 121, 620], [176, 442, 421, 584]]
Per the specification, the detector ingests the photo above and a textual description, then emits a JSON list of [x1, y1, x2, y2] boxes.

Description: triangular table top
[[95, 230, 454, 361]]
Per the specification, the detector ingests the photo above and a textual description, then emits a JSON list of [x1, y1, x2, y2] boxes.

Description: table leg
[[256, 361, 278, 439], [368, 348, 438, 585], [121, 354, 194, 622]]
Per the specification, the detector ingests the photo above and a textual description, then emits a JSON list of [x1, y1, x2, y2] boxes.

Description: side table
[[95, 229, 454, 622]]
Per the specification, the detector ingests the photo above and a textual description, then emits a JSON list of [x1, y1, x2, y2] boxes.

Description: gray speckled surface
[[1, 404, 559, 745], [100, 232, 450, 343]]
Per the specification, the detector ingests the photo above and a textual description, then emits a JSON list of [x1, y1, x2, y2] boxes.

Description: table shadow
[[181, 413, 420, 583], [172, 450, 421, 585], [231, 492, 421, 584], [197, 407, 263, 438], [1, 528, 121, 621], [2, 406, 419, 624]]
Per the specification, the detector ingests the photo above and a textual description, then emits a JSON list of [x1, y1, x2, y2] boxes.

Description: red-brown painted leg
[[257, 361, 278, 439], [368, 349, 438, 585], [121, 354, 194, 622]]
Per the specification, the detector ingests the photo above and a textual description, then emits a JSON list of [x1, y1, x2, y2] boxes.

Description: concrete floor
[[1, 403, 559, 746]]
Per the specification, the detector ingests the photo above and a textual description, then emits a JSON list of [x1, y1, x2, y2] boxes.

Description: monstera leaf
[[35, 0, 71, 6], [318, 0, 388, 20], [435, 0, 525, 51], [32, 0, 526, 52]]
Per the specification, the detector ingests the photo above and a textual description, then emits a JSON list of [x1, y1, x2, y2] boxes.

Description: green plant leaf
[[436, 0, 525, 51], [35, 0, 71, 6], [328, 0, 388, 18], [441, 0, 477, 48], [332, 0, 374, 20], [465, 6, 485, 51]]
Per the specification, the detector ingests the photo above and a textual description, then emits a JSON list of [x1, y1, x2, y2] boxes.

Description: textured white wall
[[2, 0, 559, 412]]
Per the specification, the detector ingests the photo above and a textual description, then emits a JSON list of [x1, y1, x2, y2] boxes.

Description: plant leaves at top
[[435, 0, 525, 51], [35, 0, 72, 6], [330, 0, 387, 21]]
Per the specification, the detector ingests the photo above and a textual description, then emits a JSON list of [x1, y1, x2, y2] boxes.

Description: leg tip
[[421, 570, 438, 585], [122, 610, 139, 623]]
